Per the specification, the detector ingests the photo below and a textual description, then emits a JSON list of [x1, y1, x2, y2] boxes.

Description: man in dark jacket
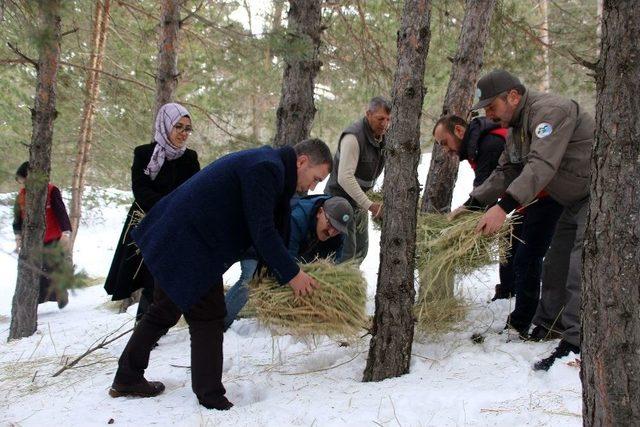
[[108, 139, 333, 410], [325, 96, 390, 264], [224, 195, 353, 330], [437, 115, 563, 339], [465, 69, 594, 371], [433, 115, 515, 299]]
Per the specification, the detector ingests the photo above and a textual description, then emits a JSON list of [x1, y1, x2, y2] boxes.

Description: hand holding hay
[[414, 210, 517, 333], [248, 260, 367, 338]]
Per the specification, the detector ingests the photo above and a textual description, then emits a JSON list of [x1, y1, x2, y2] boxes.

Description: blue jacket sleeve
[[288, 222, 303, 259], [240, 162, 299, 284]]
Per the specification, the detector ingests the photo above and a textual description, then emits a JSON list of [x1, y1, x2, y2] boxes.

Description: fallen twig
[[51, 324, 134, 377]]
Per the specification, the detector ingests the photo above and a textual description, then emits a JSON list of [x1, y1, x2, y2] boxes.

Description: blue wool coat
[[289, 195, 345, 263], [131, 145, 300, 310]]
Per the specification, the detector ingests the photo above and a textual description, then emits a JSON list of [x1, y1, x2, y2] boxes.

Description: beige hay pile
[[248, 260, 367, 338], [414, 211, 516, 332]]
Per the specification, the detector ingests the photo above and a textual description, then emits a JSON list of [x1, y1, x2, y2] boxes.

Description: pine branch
[[6, 42, 37, 69], [179, 0, 205, 26], [567, 49, 597, 72], [61, 27, 79, 37], [499, 13, 597, 72]]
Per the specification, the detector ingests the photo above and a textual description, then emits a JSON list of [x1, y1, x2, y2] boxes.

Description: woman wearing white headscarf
[[105, 103, 200, 319]]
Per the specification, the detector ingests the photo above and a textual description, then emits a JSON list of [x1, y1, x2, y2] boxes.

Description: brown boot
[[109, 378, 165, 398]]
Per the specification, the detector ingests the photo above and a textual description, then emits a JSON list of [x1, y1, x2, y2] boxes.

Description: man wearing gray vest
[[461, 69, 594, 372], [325, 97, 391, 264]]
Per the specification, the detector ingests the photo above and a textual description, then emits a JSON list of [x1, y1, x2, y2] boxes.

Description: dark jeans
[[114, 280, 228, 407], [508, 197, 564, 332]]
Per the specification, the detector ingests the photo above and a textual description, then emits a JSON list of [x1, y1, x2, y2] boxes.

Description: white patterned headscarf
[[144, 103, 190, 180]]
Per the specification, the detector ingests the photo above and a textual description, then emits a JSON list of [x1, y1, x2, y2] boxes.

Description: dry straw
[[249, 260, 368, 338], [414, 210, 516, 333], [367, 189, 384, 230]]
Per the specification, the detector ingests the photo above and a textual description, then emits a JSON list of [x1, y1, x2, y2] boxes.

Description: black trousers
[[135, 283, 155, 321], [508, 197, 563, 332], [114, 279, 228, 407]]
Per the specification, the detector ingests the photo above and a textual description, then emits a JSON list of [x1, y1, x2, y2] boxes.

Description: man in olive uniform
[[458, 69, 594, 371], [325, 96, 391, 264]]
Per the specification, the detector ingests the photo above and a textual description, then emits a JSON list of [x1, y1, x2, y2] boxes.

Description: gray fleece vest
[[325, 117, 385, 207]]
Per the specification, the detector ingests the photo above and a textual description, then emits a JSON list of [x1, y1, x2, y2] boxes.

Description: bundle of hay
[[367, 189, 384, 204], [367, 189, 384, 230], [415, 211, 515, 275], [414, 210, 516, 332], [248, 260, 367, 338]]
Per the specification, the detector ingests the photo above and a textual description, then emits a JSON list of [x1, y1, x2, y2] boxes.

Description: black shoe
[[200, 396, 234, 411], [109, 378, 165, 398], [491, 284, 513, 301], [533, 340, 580, 371], [529, 325, 563, 341]]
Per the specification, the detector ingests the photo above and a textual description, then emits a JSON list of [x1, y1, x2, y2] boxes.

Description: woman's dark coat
[[104, 142, 200, 300], [131, 146, 300, 311]]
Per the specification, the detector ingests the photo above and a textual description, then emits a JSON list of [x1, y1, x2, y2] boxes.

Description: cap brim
[[328, 217, 348, 235], [471, 96, 495, 111]]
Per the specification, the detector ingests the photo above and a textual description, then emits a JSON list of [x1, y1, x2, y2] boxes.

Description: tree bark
[[538, 0, 550, 92], [363, 0, 431, 382], [420, 0, 496, 213], [9, 0, 61, 340], [581, 2, 640, 425], [272, 0, 323, 147], [153, 0, 183, 120], [69, 0, 111, 250]]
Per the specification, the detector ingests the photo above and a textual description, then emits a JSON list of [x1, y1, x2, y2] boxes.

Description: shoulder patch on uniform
[[535, 122, 553, 138]]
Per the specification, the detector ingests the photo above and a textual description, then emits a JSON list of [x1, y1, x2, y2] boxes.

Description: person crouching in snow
[[108, 138, 333, 410], [224, 194, 354, 331]]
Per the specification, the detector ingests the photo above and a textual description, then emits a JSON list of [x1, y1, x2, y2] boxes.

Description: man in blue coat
[[108, 139, 333, 410], [224, 194, 353, 330]]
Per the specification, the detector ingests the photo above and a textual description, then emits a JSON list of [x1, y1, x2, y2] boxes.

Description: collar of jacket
[[460, 117, 500, 162], [509, 88, 529, 128], [361, 117, 385, 149], [277, 145, 298, 201]]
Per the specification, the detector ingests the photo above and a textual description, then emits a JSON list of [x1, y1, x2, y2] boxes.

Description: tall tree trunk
[[363, 0, 431, 382], [538, 0, 550, 92], [154, 0, 183, 120], [420, 0, 496, 213], [582, 2, 640, 425], [69, 0, 111, 250], [9, 0, 61, 340], [272, 0, 322, 147], [596, 0, 603, 56]]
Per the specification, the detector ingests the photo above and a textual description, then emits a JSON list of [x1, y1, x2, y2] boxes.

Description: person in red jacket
[[13, 161, 72, 309]]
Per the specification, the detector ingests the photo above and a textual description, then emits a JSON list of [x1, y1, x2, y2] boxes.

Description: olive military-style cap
[[471, 69, 522, 110], [323, 196, 353, 235]]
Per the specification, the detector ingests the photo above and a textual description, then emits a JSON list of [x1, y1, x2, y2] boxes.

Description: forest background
[[0, 0, 597, 194]]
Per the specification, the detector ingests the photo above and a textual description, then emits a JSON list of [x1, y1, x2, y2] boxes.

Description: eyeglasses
[[323, 211, 339, 236], [173, 124, 193, 134]]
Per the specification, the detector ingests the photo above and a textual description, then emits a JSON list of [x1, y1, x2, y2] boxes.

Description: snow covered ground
[[0, 154, 582, 426]]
